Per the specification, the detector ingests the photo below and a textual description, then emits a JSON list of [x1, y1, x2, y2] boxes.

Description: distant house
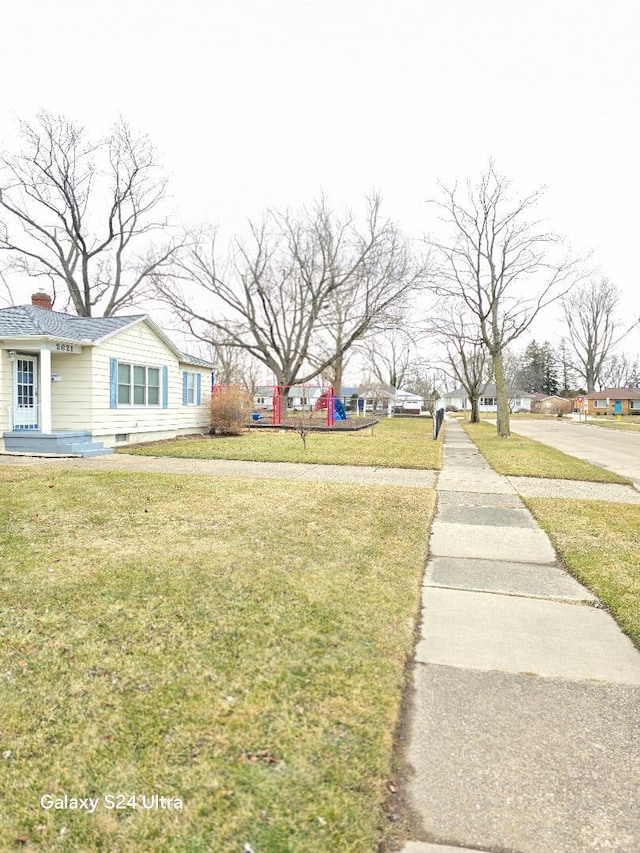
[[253, 385, 324, 411], [0, 293, 213, 456], [531, 394, 570, 414], [252, 383, 399, 415], [579, 388, 640, 416], [393, 389, 427, 413], [441, 384, 534, 412]]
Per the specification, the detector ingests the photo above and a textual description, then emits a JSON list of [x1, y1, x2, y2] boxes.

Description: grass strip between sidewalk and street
[[461, 421, 628, 483], [0, 465, 435, 852], [120, 417, 443, 470], [576, 418, 640, 433], [523, 498, 640, 646]]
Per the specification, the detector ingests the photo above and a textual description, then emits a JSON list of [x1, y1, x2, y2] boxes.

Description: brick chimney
[[31, 291, 53, 310]]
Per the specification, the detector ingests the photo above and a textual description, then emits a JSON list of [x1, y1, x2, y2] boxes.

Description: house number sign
[[54, 342, 77, 352]]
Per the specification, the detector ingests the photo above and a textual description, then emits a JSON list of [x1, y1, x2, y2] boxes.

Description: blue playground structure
[[333, 399, 347, 420], [312, 391, 347, 422]]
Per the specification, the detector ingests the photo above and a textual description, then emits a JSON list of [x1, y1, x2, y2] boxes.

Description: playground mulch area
[[249, 416, 379, 432]]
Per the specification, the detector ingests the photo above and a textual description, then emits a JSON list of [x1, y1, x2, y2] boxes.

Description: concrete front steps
[[2, 430, 113, 458]]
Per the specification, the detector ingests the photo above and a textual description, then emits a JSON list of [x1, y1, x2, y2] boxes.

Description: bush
[[546, 399, 573, 418], [210, 387, 252, 435]]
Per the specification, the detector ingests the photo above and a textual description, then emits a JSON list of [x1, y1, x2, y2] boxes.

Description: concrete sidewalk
[[401, 420, 640, 853]]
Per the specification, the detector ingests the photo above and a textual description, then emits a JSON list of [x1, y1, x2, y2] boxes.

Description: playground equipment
[[214, 382, 354, 427], [259, 384, 348, 427], [312, 389, 347, 426]]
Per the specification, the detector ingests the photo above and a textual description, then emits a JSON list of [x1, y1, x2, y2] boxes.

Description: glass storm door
[[13, 356, 39, 429]]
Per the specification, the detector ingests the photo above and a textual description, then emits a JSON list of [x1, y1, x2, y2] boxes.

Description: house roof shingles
[[585, 388, 640, 400], [445, 384, 532, 398], [0, 305, 144, 342], [0, 305, 215, 368], [181, 352, 214, 368]]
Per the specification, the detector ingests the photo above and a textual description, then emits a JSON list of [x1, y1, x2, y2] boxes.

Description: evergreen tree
[[516, 340, 559, 394], [541, 342, 559, 395]]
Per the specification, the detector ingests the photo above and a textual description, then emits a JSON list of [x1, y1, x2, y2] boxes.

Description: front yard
[[120, 417, 443, 470], [0, 466, 435, 851]]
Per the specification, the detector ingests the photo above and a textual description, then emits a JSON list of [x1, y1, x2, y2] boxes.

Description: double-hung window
[[185, 371, 196, 405], [182, 370, 202, 406], [118, 363, 161, 406], [593, 399, 608, 409]]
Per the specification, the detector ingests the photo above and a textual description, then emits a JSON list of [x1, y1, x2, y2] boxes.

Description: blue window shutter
[[162, 366, 169, 409], [182, 371, 188, 405], [196, 373, 202, 405], [109, 358, 118, 409]]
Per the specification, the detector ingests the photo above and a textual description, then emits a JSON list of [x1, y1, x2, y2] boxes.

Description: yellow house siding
[[89, 321, 211, 440], [50, 351, 93, 430], [0, 351, 11, 433], [176, 365, 212, 430]]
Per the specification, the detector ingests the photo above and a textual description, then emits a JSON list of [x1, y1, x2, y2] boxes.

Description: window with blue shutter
[[162, 366, 169, 408], [182, 370, 199, 405], [109, 358, 118, 409]]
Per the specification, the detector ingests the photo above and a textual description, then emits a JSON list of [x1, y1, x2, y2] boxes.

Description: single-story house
[[530, 394, 571, 415], [393, 389, 428, 413], [441, 384, 535, 412], [579, 388, 640, 416], [252, 384, 399, 415], [0, 293, 214, 456], [253, 385, 325, 411]]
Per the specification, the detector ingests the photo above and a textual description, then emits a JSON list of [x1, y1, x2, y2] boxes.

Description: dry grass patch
[[121, 417, 443, 470], [0, 466, 434, 851], [523, 498, 640, 645], [579, 418, 640, 433], [462, 421, 628, 483]]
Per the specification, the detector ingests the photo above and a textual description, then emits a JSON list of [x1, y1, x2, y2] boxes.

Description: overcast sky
[[1, 0, 638, 364]]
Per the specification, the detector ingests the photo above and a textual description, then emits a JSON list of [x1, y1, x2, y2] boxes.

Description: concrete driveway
[[506, 418, 640, 486]]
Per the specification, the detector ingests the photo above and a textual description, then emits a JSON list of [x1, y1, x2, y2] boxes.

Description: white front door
[[13, 355, 39, 429]]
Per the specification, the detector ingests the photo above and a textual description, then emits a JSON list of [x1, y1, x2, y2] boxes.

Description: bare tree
[[429, 162, 581, 436], [557, 337, 580, 394], [205, 340, 262, 392], [403, 365, 442, 415], [562, 278, 639, 392], [160, 195, 425, 395], [308, 231, 427, 394], [0, 111, 179, 316], [434, 306, 489, 423], [0, 269, 15, 307], [600, 351, 640, 389], [363, 327, 417, 389]]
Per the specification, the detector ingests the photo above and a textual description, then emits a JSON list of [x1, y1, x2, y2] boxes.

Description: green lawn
[[461, 421, 628, 483], [0, 466, 435, 851], [524, 498, 640, 645], [121, 417, 443, 470]]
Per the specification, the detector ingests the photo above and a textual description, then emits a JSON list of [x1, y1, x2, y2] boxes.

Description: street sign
[[577, 396, 584, 403]]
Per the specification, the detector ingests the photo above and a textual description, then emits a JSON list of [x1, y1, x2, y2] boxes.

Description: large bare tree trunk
[[326, 354, 344, 403], [470, 396, 480, 423], [493, 353, 510, 437]]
